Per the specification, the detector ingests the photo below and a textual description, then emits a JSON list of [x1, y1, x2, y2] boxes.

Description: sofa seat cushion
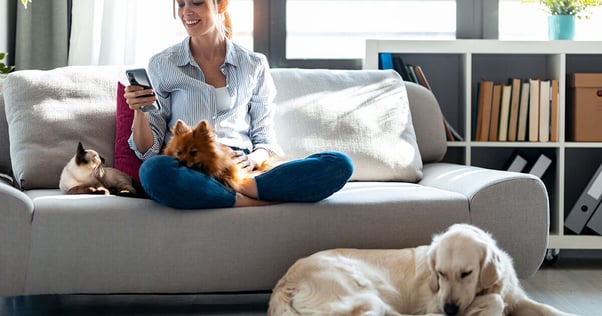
[[23, 183, 467, 294]]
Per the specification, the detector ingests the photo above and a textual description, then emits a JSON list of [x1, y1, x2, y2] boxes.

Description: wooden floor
[[1, 256, 600, 315]]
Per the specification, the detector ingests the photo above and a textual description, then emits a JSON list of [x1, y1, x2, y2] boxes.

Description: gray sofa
[[0, 66, 549, 297]]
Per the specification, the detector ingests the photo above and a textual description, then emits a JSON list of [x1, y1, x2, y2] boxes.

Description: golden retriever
[[268, 223, 576, 316]]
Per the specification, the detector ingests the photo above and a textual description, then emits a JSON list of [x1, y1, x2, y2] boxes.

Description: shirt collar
[[174, 37, 239, 68]]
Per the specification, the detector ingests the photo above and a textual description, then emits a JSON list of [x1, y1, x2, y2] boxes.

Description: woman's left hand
[[232, 150, 256, 171]]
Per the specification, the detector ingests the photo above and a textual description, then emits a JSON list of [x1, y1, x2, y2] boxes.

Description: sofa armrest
[[0, 181, 34, 296], [419, 162, 549, 279]]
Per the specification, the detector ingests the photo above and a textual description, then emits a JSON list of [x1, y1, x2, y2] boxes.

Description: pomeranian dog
[[59, 142, 138, 195], [163, 119, 277, 191]]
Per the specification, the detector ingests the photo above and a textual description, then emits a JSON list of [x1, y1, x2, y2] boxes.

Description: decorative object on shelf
[[523, 0, 602, 40], [0, 53, 14, 91], [0, 53, 14, 76], [20, 0, 31, 8]]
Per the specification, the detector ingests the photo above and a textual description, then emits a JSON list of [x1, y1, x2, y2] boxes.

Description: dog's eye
[[189, 149, 198, 157], [461, 271, 472, 278], [438, 271, 447, 279]]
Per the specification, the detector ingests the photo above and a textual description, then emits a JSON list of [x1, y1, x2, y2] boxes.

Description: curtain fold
[[15, 0, 70, 70], [69, 0, 179, 66]]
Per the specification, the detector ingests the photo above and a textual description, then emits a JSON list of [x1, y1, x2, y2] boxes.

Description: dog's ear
[[173, 120, 191, 136], [479, 248, 502, 290], [427, 239, 439, 292]]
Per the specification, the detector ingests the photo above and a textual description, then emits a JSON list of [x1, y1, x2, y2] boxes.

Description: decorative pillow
[[3, 66, 124, 189], [114, 82, 142, 182], [271, 68, 423, 182]]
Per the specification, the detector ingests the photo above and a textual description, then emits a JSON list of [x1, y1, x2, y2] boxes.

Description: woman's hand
[[232, 150, 256, 171], [124, 85, 157, 111]]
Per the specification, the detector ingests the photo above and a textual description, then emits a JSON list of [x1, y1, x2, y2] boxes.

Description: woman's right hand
[[124, 85, 157, 111]]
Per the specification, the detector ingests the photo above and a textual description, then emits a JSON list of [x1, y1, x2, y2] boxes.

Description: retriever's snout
[[444, 303, 459, 315]]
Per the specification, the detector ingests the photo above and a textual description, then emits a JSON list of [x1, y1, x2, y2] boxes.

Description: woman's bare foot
[[236, 177, 259, 199], [234, 192, 274, 207]]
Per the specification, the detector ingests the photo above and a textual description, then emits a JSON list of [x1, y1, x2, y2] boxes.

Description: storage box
[[569, 73, 602, 142]]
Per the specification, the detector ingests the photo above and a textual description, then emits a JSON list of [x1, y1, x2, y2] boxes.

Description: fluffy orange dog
[[164, 119, 276, 191]]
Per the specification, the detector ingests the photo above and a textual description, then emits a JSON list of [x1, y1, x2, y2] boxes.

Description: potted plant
[[523, 0, 602, 39]]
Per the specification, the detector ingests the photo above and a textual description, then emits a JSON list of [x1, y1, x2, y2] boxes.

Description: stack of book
[[379, 53, 463, 141], [473, 78, 559, 142]]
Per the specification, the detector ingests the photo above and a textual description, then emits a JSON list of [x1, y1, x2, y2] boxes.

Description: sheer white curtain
[[68, 0, 182, 66]]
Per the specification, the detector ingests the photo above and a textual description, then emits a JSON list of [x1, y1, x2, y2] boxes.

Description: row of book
[[474, 78, 559, 142], [379, 53, 463, 141]]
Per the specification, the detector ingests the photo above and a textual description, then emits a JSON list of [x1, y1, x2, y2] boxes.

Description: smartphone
[[125, 68, 161, 112]]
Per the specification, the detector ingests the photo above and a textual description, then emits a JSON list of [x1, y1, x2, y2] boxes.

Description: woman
[[124, 0, 353, 209]]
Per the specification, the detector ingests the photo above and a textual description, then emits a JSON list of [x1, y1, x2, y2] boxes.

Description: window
[[285, 0, 456, 60], [499, 0, 602, 40]]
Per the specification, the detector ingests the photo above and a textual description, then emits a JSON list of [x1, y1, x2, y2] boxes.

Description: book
[[379, 53, 394, 70], [498, 84, 512, 141], [506, 152, 528, 173], [475, 81, 494, 141], [527, 153, 552, 178], [528, 78, 540, 142], [392, 56, 411, 81], [550, 79, 559, 142], [508, 78, 522, 141], [488, 84, 502, 141], [517, 81, 530, 142], [539, 80, 551, 142], [413, 65, 432, 90]]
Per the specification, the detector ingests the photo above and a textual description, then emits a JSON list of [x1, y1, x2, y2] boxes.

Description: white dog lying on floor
[[268, 223, 576, 316]]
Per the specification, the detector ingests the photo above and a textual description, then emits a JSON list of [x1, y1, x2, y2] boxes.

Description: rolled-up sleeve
[[248, 56, 283, 156]]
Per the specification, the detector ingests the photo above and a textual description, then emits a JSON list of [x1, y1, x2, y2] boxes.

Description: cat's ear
[[77, 142, 85, 155], [172, 120, 191, 136]]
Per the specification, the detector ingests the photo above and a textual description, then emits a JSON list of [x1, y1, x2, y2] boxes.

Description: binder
[[527, 154, 552, 178], [506, 153, 527, 173], [565, 163, 602, 234], [586, 201, 602, 235]]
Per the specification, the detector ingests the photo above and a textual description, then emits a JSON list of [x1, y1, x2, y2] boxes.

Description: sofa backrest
[[0, 66, 446, 189]]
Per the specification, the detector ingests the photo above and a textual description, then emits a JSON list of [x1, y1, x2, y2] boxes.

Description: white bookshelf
[[365, 39, 602, 250]]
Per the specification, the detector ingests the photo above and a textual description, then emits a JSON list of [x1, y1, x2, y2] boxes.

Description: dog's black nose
[[444, 303, 459, 315]]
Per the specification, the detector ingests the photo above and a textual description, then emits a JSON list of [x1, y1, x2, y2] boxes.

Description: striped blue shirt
[[129, 37, 282, 160]]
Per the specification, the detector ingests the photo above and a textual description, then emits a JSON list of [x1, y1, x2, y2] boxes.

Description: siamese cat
[[59, 142, 138, 195]]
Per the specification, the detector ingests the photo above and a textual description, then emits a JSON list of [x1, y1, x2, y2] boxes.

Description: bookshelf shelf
[[365, 39, 602, 251]]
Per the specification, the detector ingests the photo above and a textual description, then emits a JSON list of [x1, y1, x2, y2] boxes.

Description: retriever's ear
[[427, 239, 439, 292], [479, 248, 502, 290]]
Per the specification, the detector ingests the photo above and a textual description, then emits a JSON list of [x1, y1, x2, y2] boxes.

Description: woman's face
[[176, 0, 219, 37]]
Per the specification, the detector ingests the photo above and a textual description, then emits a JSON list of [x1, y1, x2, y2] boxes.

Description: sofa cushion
[[114, 82, 142, 182], [271, 69, 423, 182], [3, 66, 124, 189]]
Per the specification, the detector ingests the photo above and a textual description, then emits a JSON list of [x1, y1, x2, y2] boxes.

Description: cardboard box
[[569, 73, 602, 142]]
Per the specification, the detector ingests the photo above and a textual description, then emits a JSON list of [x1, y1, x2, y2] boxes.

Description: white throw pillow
[[3, 66, 124, 189], [271, 69, 423, 182]]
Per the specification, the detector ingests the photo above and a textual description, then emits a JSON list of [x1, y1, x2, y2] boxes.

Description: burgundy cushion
[[114, 82, 142, 182]]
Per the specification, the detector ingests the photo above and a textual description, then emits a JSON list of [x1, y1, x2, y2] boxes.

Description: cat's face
[[164, 120, 225, 171], [75, 142, 105, 170]]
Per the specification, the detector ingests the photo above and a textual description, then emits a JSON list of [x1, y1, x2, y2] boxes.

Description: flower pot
[[548, 15, 575, 40]]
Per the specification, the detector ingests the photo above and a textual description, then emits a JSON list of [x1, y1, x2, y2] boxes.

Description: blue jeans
[[139, 152, 354, 209]]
